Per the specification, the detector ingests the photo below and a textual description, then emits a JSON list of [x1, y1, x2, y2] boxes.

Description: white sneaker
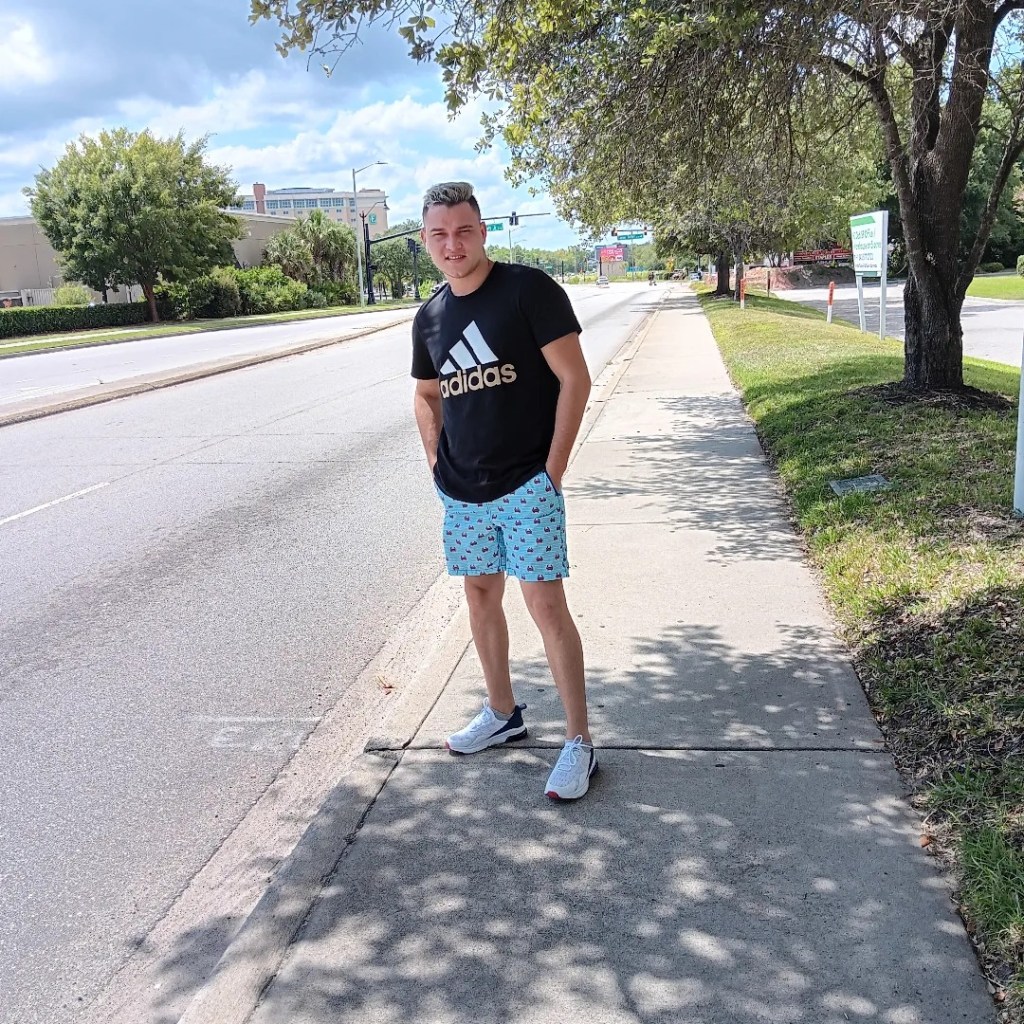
[[445, 701, 528, 755], [545, 736, 598, 800]]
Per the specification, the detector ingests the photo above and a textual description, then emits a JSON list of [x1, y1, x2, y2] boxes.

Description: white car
[[596, 275, 610, 287]]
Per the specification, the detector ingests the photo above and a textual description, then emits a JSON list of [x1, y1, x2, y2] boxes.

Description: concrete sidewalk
[[185, 289, 994, 1023]]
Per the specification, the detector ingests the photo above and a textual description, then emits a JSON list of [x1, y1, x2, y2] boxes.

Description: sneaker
[[545, 736, 598, 800], [445, 701, 528, 755]]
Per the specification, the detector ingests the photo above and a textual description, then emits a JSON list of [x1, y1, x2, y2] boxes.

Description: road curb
[[175, 751, 399, 1024], [0, 314, 414, 429]]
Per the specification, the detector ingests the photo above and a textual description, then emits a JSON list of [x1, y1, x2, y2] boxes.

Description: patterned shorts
[[436, 471, 569, 581]]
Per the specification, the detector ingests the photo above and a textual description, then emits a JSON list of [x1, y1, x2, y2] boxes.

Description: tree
[[26, 128, 243, 322], [252, 0, 1024, 392], [263, 209, 358, 292]]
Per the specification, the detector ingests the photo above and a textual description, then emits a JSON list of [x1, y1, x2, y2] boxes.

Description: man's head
[[421, 181, 489, 286]]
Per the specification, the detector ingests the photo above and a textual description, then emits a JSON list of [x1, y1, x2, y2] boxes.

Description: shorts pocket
[[542, 470, 562, 497]]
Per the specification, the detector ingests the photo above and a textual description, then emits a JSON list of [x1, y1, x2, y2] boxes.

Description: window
[[242, 200, 255, 210], [349, 198, 356, 208], [279, 200, 292, 209], [266, 200, 280, 210]]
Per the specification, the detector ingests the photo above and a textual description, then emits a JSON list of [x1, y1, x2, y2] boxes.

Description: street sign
[[850, 211, 887, 277], [486, 222, 504, 233], [617, 232, 645, 241], [850, 209, 890, 339]]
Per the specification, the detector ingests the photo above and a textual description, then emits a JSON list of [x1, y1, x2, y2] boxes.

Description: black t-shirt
[[411, 262, 582, 503]]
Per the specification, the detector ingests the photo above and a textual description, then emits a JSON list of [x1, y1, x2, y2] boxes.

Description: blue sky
[[0, 0, 586, 250]]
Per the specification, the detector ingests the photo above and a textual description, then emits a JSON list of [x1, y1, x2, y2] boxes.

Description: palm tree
[[263, 230, 314, 284], [294, 210, 357, 287]]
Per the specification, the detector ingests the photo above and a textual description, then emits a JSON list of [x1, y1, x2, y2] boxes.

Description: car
[[596, 275, 610, 287]]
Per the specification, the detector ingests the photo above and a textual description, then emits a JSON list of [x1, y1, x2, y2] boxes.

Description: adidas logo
[[439, 321, 517, 398]]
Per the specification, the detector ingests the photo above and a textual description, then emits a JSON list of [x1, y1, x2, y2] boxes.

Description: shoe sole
[[445, 726, 528, 757], [546, 761, 599, 801]]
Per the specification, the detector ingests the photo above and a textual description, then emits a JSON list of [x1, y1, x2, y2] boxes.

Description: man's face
[[421, 202, 488, 281]]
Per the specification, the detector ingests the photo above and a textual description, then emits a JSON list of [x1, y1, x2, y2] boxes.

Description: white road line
[[0, 482, 110, 527]]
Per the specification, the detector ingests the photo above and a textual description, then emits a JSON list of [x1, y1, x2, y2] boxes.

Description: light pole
[[351, 160, 387, 306], [360, 199, 389, 304]]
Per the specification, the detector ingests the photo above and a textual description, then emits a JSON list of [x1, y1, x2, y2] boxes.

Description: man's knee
[[521, 580, 570, 630], [464, 573, 505, 613]]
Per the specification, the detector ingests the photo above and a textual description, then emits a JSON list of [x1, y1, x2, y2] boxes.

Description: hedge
[[978, 260, 1005, 273], [0, 301, 150, 340]]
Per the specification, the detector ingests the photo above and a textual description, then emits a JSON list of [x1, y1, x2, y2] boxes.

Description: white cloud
[[0, 14, 56, 90]]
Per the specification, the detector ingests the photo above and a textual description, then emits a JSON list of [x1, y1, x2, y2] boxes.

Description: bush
[[315, 279, 358, 306], [1017, 255, 1024, 277], [52, 282, 93, 306], [233, 266, 308, 315], [155, 266, 242, 320], [0, 301, 149, 340], [978, 261, 1005, 274]]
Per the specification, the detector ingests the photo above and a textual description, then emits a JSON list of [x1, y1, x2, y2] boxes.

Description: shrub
[[0, 301, 149, 339], [1017, 255, 1024, 277], [233, 266, 308, 315], [978, 261, 1005, 273], [52, 282, 93, 306], [155, 266, 242, 320]]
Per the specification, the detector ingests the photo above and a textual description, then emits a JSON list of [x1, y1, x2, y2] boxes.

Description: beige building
[[230, 183, 389, 238], [0, 211, 296, 306]]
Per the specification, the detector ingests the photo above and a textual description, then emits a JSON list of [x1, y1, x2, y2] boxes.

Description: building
[[0, 211, 296, 306], [230, 183, 389, 238]]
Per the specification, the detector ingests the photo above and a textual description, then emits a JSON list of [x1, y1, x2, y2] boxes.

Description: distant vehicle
[[596, 275, 610, 288]]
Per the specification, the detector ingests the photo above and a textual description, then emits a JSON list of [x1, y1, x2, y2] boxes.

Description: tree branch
[[995, 0, 1024, 26]]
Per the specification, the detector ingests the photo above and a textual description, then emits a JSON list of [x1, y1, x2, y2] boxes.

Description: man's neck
[[447, 258, 494, 297]]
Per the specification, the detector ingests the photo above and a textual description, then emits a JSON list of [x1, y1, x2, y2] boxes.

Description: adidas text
[[440, 363, 517, 398]]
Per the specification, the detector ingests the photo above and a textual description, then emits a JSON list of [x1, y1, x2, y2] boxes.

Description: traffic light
[[509, 211, 519, 226]]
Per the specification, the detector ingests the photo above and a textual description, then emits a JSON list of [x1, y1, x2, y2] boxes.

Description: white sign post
[[1015, 331, 1024, 517], [850, 210, 889, 338]]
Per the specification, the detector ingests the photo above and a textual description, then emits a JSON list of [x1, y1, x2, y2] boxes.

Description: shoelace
[[551, 735, 586, 780]]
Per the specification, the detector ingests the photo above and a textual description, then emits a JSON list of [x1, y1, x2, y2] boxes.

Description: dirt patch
[[848, 381, 1014, 413]]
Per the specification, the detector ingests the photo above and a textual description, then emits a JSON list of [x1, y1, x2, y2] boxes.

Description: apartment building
[[230, 183, 389, 238]]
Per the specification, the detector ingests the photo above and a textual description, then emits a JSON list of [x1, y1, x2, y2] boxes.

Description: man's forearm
[[546, 375, 591, 481], [414, 392, 442, 469]]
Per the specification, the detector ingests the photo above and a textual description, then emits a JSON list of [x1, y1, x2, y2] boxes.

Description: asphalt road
[[0, 282, 662, 1024], [783, 283, 1024, 369]]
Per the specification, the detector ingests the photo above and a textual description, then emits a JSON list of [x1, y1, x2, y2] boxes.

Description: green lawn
[[967, 274, 1024, 300], [0, 300, 419, 357], [699, 288, 1024, 1016]]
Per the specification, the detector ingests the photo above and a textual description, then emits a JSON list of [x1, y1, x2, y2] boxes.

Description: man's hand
[[545, 460, 565, 493]]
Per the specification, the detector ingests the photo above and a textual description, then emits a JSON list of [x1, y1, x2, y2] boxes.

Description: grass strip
[[699, 287, 1024, 1017], [967, 275, 1024, 301]]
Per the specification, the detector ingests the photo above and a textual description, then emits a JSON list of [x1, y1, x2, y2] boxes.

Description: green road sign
[[486, 222, 504, 232], [617, 232, 645, 241]]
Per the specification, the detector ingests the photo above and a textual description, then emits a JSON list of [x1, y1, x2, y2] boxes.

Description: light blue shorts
[[436, 471, 569, 581]]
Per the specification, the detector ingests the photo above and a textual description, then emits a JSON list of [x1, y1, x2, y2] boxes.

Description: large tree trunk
[[713, 252, 730, 296], [903, 266, 964, 389], [142, 282, 159, 323]]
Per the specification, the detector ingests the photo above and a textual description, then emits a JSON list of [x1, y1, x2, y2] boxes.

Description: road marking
[[0, 482, 110, 527]]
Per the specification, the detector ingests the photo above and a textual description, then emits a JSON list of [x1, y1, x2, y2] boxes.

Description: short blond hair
[[422, 181, 481, 219]]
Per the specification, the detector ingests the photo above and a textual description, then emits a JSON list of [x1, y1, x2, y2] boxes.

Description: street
[[0, 282, 660, 1024], [783, 283, 1024, 368]]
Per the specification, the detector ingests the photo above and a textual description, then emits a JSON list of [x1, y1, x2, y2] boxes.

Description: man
[[411, 182, 597, 801]]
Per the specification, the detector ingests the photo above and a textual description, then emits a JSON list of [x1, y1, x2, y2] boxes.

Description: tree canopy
[[253, 0, 1024, 390], [27, 128, 243, 321]]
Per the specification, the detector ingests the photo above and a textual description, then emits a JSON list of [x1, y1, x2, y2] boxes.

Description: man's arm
[[540, 332, 592, 491], [413, 377, 443, 471]]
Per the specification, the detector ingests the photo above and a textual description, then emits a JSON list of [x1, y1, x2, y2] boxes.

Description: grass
[[967, 274, 1024, 300], [0, 300, 419, 357], [698, 287, 1024, 1018]]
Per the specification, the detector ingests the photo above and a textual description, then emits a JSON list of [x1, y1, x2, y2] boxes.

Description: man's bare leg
[[519, 579, 590, 742], [464, 574, 516, 715]]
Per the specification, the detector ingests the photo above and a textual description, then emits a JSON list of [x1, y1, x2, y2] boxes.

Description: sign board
[[598, 245, 624, 262], [485, 222, 504, 233], [793, 247, 852, 264], [617, 232, 645, 241], [849, 211, 887, 277]]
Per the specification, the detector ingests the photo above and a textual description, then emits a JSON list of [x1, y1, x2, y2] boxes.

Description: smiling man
[[411, 181, 597, 800]]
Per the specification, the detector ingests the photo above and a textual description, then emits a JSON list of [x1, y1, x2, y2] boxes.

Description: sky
[[0, 0, 588, 251]]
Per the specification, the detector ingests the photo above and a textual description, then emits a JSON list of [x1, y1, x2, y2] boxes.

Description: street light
[[360, 199, 389, 304], [352, 160, 387, 307]]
